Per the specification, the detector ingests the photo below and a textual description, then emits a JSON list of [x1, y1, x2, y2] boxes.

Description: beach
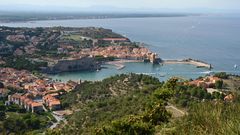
[[106, 59, 143, 70]]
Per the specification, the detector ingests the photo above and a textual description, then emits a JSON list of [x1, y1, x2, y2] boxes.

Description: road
[[166, 103, 187, 118], [50, 112, 65, 129]]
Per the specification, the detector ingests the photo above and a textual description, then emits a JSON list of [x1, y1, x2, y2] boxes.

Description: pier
[[161, 58, 212, 69]]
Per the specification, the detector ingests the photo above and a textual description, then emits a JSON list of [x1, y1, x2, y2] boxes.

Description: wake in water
[[136, 70, 240, 77]]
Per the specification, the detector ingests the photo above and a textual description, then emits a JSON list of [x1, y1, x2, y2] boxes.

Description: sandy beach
[[106, 59, 143, 70]]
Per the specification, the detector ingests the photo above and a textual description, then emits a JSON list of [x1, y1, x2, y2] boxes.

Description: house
[[9, 93, 44, 113], [53, 83, 65, 91], [188, 76, 221, 89], [224, 94, 234, 102], [0, 88, 7, 98], [67, 80, 78, 88], [206, 88, 222, 94], [49, 100, 61, 111], [31, 102, 44, 113], [43, 94, 61, 111], [24, 98, 32, 111], [9, 93, 22, 105]]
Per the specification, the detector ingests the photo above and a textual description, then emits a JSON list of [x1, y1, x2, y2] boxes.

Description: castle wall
[[52, 57, 100, 73]]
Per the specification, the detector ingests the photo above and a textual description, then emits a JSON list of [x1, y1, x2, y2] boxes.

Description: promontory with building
[[0, 26, 161, 74]]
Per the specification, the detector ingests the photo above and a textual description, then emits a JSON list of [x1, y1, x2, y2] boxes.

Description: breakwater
[[161, 58, 212, 69]]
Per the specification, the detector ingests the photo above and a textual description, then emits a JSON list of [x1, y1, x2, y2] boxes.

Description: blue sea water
[[1, 14, 240, 81]]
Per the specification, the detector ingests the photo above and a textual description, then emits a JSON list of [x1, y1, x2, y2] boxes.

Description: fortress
[[42, 57, 101, 74]]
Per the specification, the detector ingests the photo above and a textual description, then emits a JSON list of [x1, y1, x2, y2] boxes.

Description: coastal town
[[0, 67, 78, 113], [0, 66, 235, 114], [0, 26, 161, 118], [0, 26, 160, 74]]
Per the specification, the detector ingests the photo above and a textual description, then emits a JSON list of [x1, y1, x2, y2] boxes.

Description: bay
[[1, 14, 239, 81]]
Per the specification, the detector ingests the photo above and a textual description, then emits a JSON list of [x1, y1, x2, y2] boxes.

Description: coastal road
[[50, 112, 66, 129]]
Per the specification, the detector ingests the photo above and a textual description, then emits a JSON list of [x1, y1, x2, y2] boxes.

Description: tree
[[0, 82, 4, 88], [7, 104, 24, 112], [25, 117, 41, 129], [197, 89, 206, 99], [178, 99, 188, 107], [212, 92, 221, 99], [190, 88, 198, 97], [0, 111, 6, 121], [0, 103, 6, 111], [214, 72, 229, 79], [215, 80, 223, 89], [95, 104, 170, 135], [164, 78, 178, 90], [3, 117, 26, 134], [153, 88, 173, 101]]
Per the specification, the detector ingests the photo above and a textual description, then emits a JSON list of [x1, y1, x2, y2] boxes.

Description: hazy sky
[[1, 0, 240, 12]]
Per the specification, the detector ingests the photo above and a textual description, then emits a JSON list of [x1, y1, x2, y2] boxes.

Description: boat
[[117, 65, 125, 70], [234, 64, 238, 69], [201, 71, 214, 75]]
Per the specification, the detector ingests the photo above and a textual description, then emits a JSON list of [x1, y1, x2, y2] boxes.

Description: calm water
[[48, 63, 209, 82], [1, 14, 240, 81]]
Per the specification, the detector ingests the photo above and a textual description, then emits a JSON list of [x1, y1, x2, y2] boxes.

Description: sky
[[1, 0, 240, 13]]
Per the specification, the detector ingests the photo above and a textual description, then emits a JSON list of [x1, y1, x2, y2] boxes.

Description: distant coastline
[[0, 12, 199, 23]]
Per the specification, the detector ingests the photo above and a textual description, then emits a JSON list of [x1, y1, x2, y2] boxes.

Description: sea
[[1, 14, 240, 82]]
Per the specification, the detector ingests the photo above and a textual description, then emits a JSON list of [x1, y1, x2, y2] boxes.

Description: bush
[[215, 80, 223, 89], [7, 104, 26, 113], [178, 99, 188, 107], [0, 111, 6, 120], [3, 56, 48, 71], [214, 72, 229, 79], [172, 102, 240, 135], [153, 88, 173, 101], [95, 104, 171, 135]]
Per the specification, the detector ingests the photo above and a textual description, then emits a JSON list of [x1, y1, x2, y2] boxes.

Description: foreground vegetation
[[0, 101, 56, 134], [167, 102, 240, 135], [1, 73, 240, 134], [45, 73, 240, 135]]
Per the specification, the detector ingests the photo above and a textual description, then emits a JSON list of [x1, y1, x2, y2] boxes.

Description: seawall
[[161, 58, 212, 69]]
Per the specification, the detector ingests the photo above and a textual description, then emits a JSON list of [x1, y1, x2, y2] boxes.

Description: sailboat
[[234, 64, 238, 69]]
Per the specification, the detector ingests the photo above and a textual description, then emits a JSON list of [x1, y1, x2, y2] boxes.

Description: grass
[[62, 34, 84, 42], [164, 102, 240, 135]]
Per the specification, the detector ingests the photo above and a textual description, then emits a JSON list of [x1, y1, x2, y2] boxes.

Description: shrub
[[214, 72, 229, 79]]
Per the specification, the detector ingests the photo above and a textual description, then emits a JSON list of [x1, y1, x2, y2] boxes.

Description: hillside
[[46, 74, 240, 135], [58, 74, 163, 134]]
